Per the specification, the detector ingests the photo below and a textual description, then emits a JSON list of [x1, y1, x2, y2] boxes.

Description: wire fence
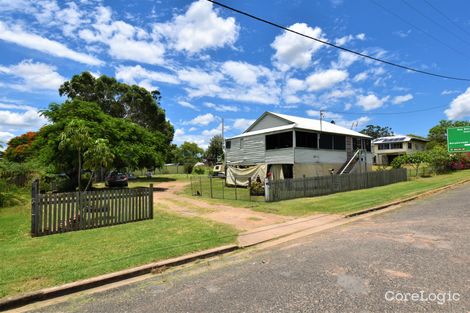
[[189, 176, 265, 202]]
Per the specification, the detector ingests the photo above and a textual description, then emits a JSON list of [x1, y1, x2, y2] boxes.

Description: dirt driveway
[[153, 181, 291, 231]]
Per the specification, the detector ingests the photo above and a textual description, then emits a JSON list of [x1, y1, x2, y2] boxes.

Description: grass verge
[[0, 191, 237, 299], [182, 170, 470, 216]]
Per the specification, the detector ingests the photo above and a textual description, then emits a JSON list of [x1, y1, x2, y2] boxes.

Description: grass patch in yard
[[182, 170, 469, 216], [0, 192, 237, 299]]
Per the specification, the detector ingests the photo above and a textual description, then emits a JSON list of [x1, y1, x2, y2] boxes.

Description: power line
[[423, 0, 470, 39], [401, 0, 470, 48], [207, 0, 470, 82], [370, 0, 470, 60]]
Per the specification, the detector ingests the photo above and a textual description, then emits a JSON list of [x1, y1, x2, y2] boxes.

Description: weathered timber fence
[[266, 168, 407, 202], [31, 180, 154, 236]]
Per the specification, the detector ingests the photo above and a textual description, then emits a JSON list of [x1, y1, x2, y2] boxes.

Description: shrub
[[193, 166, 205, 175], [250, 180, 265, 196]]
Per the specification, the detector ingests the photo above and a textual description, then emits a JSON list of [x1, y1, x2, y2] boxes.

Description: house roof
[[228, 112, 371, 139], [372, 135, 429, 144]]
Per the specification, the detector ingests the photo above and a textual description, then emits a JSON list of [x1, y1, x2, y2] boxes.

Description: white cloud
[[357, 94, 388, 111], [0, 131, 14, 148], [0, 22, 102, 65], [154, 0, 239, 54], [0, 60, 65, 91], [392, 94, 413, 105], [232, 118, 255, 131], [187, 113, 216, 126], [204, 102, 239, 112], [178, 101, 198, 110], [332, 51, 360, 68], [221, 61, 264, 85], [445, 87, 470, 119], [271, 23, 325, 71], [79, 7, 165, 65], [305, 69, 348, 91], [334, 33, 366, 46], [441, 89, 460, 95], [0, 109, 47, 131], [174, 128, 185, 136], [353, 71, 368, 82], [202, 123, 224, 137], [115, 65, 179, 88]]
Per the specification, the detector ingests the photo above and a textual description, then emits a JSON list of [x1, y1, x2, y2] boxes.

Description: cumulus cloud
[[187, 113, 216, 126], [178, 101, 198, 110], [445, 87, 470, 119], [334, 33, 366, 46], [271, 23, 325, 71], [154, 0, 239, 54], [0, 131, 14, 148], [305, 69, 348, 91], [0, 109, 47, 132], [0, 60, 65, 91], [79, 6, 165, 65], [353, 71, 368, 82], [233, 118, 255, 131], [0, 22, 102, 65], [220, 61, 270, 85], [202, 123, 224, 136], [174, 128, 185, 136], [392, 94, 413, 105], [357, 94, 388, 111], [204, 102, 239, 112], [115, 65, 179, 89]]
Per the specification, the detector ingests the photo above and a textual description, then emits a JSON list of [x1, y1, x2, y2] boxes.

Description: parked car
[[105, 171, 128, 187]]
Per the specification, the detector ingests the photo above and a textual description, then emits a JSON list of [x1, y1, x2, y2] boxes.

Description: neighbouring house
[[225, 112, 373, 183], [372, 135, 428, 165]]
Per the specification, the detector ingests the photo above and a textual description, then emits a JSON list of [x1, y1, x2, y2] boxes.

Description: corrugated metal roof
[[372, 135, 429, 144], [228, 112, 370, 139]]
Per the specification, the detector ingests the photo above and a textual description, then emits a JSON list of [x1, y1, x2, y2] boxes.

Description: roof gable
[[244, 112, 293, 133]]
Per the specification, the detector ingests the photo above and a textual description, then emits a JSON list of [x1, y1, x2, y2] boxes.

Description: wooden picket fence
[[266, 168, 407, 202], [31, 180, 154, 236]]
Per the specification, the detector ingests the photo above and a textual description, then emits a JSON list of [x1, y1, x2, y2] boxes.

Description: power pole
[[318, 110, 325, 148]]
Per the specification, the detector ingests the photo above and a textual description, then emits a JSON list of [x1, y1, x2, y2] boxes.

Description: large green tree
[[58, 72, 174, 143], [360, 125, 394, 139], [3, 132, 37, 162], [427, 120, 470, 150], [205, 135, 224, 165], [36, 100, 167, 187]]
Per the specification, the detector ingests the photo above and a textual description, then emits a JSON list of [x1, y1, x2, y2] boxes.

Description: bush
[[0, 180, 22, 207], [250, 180, 265, 196], [193, 166, 205, 175]]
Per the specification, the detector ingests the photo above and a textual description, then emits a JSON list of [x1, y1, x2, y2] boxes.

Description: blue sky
[[0, 0, 469, 148]]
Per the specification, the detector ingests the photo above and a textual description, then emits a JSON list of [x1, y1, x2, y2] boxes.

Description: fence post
[[190, 176, 193, 196], [234, 177, 238, 200], [248, 177, 252, 202], [149, 184, 154, 219], [199, 177, 203, 197], [210, 175, 213, 198], [222, 177, 225, 199], [303, 175, 306, 197], [264, 178, 270, 202], [31, 179, 39, 236]]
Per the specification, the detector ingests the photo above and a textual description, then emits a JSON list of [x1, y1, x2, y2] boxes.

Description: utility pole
[[221, 117, 226, 171], [318, 110, 325, 148]]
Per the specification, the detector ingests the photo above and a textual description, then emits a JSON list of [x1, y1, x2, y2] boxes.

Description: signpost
[[447, 126, 470, 152]]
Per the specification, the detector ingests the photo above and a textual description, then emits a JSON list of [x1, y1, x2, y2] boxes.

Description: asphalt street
[[30, 183, 470, 313]]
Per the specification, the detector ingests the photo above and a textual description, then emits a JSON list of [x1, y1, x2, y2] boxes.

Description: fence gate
[[31, 180, 154, 236]]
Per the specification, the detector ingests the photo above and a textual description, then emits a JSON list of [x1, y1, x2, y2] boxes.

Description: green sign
[[447, 126, 470, 152]]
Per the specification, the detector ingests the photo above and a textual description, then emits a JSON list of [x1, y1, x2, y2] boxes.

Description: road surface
[[31, 183, 470, 313]]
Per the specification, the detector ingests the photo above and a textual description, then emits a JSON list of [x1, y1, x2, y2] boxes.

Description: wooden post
[[199, 177, 203, 197], [190, 176, 194, 196], [210, 176, 213, 198], [248, 177, 252, 202], [234, 177, 238, 200], [222, 177, 225, 199], [31, 179, 39, 236], [149, 184, 154, 219], [303, 175, 306, 197], [264, 177, 270, 202]]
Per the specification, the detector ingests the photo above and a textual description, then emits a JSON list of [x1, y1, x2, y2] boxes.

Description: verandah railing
[[31, 180, 154, 236]]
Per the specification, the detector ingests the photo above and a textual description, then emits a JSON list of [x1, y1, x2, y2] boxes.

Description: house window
[[295, 131, 317, 148], [365, 139, 371, 152], [378, 143, 389, 150], [266, 131, 293, 150], [226, 140, 231, 149], [408, 142, 412, 149], [319, 133, 333, 149], [333, 135, 346, 150], [390, 143, 403, 149]]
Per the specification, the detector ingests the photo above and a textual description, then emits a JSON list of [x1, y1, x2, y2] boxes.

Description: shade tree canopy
[[360, 125, 394, 139]]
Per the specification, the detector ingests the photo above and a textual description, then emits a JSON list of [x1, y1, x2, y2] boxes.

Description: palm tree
[[59, 119, 91, 191], [83, 138, 114, 190]]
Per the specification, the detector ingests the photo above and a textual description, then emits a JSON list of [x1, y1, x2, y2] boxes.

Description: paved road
[[32, 184, 470, 313]]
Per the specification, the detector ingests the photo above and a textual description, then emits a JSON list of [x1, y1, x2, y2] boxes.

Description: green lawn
[[183, 170, 470, 216], [0, 191, 237, 299]]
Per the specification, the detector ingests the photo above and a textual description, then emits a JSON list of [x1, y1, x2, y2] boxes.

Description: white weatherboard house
[[372, 135, 428, 165], [225, 112, 373, 181]]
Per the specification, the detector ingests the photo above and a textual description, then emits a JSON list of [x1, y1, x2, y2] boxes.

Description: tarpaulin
[[226, 164, 267, 187]]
